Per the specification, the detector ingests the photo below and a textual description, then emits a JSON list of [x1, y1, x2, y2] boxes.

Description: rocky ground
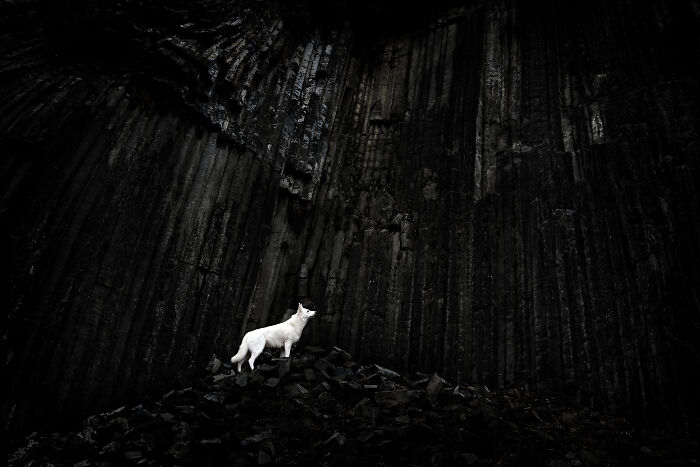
[[8, 347, 700, 466]]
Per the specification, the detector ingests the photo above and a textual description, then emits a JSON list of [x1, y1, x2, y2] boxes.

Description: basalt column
[[2, 0, 699, 434]]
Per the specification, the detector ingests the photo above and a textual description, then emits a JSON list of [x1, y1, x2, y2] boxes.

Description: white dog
[[230, 302, 317, 372]]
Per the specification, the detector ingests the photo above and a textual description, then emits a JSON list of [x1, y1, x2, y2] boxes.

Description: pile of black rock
[[9, 346, 699, 466]]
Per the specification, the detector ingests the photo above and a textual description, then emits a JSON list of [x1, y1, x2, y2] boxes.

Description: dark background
[[2, 0, 700, 438]]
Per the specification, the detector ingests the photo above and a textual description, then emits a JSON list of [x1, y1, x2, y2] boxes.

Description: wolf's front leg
[[283, 341, 292, 358]]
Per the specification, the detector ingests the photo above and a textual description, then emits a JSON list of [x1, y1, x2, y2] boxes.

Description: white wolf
[[230, 302, 317, 372]]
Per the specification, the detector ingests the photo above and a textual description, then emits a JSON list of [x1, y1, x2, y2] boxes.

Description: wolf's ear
[[297, 302, 302, 311]]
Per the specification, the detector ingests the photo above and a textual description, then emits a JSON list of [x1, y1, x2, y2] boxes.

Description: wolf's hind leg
[[247, 339, 265, 370], [248, 349, 262, 370], [283, 341, 292, 358]]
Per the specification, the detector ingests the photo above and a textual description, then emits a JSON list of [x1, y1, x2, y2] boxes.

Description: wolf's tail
[[230, 338, 249, 369]]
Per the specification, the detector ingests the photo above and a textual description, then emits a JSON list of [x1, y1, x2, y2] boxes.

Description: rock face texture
[[2, 0, 700, 434]]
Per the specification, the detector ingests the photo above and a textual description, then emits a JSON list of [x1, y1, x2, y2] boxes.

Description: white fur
[[230, 302, 317, 372]]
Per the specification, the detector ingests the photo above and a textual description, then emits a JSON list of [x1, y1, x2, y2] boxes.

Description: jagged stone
[[263, 377, 280, 388], [256, 363, 276, 373], [374, 390, 416, 409], [99, 440, 121, 456], [213, 372, 233, 383], [368, 364, 402, 380], [277, 359, 292, 378], [324, 432, 347, 447], [206, 356, 222, 375], [6, 346, 700, 466], [312, 381, 331, 394], [199, 438, 223, 446], [425, 373, 446, 405], [203, 393, 225, 404], [124, 450, 142, 460], [348, 381, 363, 391], [242, 431, 272, 446], [235, 374, 250, 388], [283, 383, 309, 397], [351, 397, 380, 420]]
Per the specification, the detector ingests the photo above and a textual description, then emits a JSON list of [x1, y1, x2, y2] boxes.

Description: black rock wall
[[2, 0, 700, 434]]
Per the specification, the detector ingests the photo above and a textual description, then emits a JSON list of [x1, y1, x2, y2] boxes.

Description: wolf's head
[[296, 302, 317, 320]]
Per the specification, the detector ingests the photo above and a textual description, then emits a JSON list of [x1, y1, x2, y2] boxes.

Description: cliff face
[[2, 0, 700, 433]]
